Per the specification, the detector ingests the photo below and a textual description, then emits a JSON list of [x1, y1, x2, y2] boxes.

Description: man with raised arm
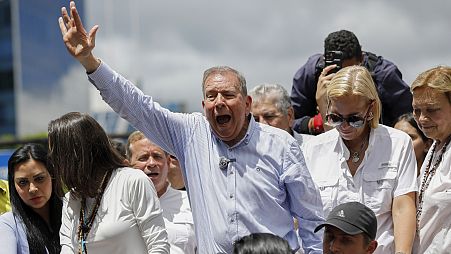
[[58, 2, 324, 253]]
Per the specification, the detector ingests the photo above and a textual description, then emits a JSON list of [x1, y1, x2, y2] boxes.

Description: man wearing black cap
[[315, 202, 378, 254]]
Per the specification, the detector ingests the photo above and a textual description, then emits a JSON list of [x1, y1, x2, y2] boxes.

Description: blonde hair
[[327, 66, 382, 129], [126, 131, 146, 159], [411, 66, 451, 102]]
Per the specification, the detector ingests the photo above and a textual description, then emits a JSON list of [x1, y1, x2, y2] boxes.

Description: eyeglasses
[[325, 113, 366, 128]]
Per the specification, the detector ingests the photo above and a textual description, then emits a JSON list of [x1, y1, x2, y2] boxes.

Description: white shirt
[[160, 186, 196, 254], [60, 167, 169, 254], [304, 125, 418, 254], [414, 140, 451, 254]]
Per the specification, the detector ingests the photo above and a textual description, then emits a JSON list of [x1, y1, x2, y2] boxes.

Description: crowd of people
[[0, 1, 450, 254]]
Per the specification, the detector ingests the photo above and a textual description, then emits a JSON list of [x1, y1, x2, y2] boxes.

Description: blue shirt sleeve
[[281, 141, 324, 254], [0, 212, 27, 254]]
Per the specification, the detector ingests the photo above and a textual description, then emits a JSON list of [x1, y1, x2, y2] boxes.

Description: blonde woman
[[304, 66, 417, 254]]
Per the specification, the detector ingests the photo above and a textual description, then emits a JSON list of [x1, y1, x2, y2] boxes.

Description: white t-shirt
[[304, 125, 417, 254], [414, 140, 451, 254], [160, 186, 196, 254], [60, 167, 169, 254]]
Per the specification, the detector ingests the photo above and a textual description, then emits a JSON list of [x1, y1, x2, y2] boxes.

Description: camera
[[324, 50, 343, 74]]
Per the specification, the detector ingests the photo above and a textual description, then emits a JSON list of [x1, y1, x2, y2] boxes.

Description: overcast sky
[[16, 0, 451, 135], [78, 0, 451, 113]]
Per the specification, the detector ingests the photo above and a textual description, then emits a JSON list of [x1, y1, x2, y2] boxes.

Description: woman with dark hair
[[48, 112, 168, 254], [394, 113, 432, 175], [233, 233, 292, 254], [0, 143, 62, 254]]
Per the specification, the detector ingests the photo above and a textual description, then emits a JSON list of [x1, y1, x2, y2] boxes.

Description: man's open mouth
[[216, 115, 231, 124]]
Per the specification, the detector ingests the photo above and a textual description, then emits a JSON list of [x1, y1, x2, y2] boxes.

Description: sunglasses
[[325, 113, 367, 128]]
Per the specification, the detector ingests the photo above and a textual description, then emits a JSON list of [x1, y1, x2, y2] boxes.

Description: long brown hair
[[48, 112, 127, 199]]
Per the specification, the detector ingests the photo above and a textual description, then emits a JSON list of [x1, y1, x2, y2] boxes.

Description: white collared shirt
[[160, 185, 196, 254], [414, 140, 451, 254], [304, 125, 417, 254]]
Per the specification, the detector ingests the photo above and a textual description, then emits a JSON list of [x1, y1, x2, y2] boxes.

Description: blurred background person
[[233, 233, 292, 254], [412, 66, 451, 253], [394, 113, 432, 175], [0, 178, 11, 214], [110, 138, 127, 158], [0, 143, 62, 254], [168, 155, 186, 191], [291, 30, 412, 135], [48, 112, 168, 254], [314, 202, 378, 254], [249, 83, 312, 149], [127, 131, 196, 254], [303, 66, 417, 253]]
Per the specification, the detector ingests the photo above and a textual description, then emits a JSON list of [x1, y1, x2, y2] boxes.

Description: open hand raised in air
[[58, 1, 100, 72]]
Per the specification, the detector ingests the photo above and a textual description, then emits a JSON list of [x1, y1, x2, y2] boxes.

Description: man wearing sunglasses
[[303, 66, 417, 254], [291, 30, 412, 135]]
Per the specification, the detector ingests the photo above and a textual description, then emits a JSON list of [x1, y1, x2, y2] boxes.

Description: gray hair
[[249, 84, 291, 115], [202, 66, 247, 97]]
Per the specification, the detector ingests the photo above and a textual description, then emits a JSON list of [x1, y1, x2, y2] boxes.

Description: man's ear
[[366, 240, 378, 253]]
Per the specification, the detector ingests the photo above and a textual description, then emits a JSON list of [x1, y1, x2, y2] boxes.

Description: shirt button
[[231, 218, 235, 223], [230, 194, 234, 198], [230, 170, 234, 175]]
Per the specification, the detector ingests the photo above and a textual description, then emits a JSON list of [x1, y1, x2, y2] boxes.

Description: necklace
[[348, 133, 369, 164], [417, 136, 451, 226], [77, 170, 112, 254]]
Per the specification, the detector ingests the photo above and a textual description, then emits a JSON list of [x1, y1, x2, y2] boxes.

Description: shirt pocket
[[316, 176, 339, 216], [363, 162, 398, 213]]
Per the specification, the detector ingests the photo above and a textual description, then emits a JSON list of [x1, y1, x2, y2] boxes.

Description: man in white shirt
[[127, 131, 196, 254]]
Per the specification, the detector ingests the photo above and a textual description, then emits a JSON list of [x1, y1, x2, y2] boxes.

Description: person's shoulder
[[373, 125, 411, 143], [306, 129, 339, 146], [0, 211, 17, 226], [257, 123, 296, 143], [365, 52, 399, 75], [294, 53, 322, 78], [114, 167, 148, 180]]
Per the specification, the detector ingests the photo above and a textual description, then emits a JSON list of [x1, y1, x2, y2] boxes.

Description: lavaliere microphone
[[219, 156, 236, 170]]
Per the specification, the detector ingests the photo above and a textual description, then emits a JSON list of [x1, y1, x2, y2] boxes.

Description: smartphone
[[324, 50, 343, 74]]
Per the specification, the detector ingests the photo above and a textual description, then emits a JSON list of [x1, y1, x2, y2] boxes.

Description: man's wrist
[[80, 53, 101, 74]]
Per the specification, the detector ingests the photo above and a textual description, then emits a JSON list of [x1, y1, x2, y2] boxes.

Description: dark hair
[[233, 233, 292, 254], [395, 113, 429, 142], [48, 112, 127, 199], [324, 30, 362, 60], [7, 143, 62, 254]]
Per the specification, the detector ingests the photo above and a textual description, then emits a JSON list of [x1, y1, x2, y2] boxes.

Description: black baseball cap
[[314, 202, 377, 240]]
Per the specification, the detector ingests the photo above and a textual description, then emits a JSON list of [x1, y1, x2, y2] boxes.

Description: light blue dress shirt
[[88, 62, 324, 254], [0, 212, 30, 254]]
